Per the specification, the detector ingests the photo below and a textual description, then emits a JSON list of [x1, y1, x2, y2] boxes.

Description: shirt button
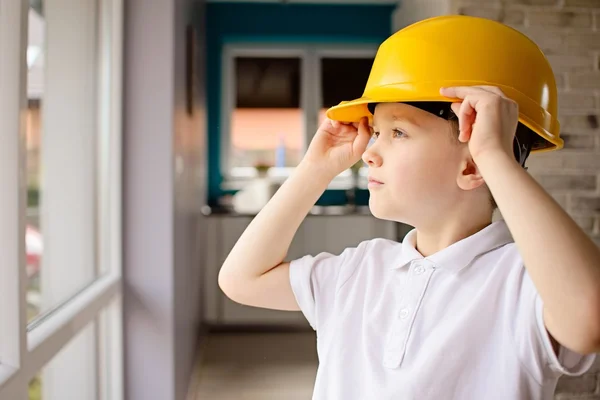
[[399, 308, 410, 319], [414, 266, 425, 274]]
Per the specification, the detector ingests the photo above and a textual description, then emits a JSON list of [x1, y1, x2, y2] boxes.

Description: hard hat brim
[[325, 81, 563, 154]]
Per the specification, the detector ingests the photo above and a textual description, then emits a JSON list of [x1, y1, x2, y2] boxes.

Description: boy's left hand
[[440, 85, 519, 164]]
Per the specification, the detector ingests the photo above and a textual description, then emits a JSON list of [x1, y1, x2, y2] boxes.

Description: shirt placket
[[383, 260, 436, 369]]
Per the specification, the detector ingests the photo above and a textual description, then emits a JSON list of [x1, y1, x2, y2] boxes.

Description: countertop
[[201, 204, 374, 217]]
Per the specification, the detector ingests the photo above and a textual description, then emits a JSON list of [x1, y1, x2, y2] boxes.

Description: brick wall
[[452, 0, 600, 398], [394, 0, 600, 397], [450, 1, 600, 247]]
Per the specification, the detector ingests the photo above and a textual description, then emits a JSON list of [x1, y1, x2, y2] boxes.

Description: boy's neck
[[413, 216, 494, 258]]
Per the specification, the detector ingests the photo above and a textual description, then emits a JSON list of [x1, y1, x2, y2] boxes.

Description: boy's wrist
[[296, 160, 338, 186], [475, 149, 520, 178]]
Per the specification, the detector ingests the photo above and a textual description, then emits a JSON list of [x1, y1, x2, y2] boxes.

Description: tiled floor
[[194, 331, 318, 400]]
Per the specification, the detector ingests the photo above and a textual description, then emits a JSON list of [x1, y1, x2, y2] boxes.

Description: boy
[[218, 15, 600, 399]]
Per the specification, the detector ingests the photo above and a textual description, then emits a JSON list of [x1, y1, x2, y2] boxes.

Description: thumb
[[353, 117, 371, 157]]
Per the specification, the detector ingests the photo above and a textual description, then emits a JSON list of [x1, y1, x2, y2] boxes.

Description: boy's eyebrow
[[373, 114, 422, 129], [391, 113, 421, 127]]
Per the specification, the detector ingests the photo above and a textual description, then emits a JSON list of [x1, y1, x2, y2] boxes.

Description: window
[[231, 57, 304, 170], [28, 322, 97, 400], [26, 297, 121, 400], [222, 45, 376, 191], [25, 1, 45, 323], [25, 0, 104, 323], [0, 0, 123, 399], [319, 57, 375, 126]]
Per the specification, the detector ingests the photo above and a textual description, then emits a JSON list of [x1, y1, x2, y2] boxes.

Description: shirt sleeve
[[533, 294, 597, 376], [288, 241, 368, 331], [513, 270, 596, 383]]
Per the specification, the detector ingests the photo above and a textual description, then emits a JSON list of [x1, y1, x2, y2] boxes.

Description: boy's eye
[[372, 129, 407, 139], [392, 128, 407, 138]]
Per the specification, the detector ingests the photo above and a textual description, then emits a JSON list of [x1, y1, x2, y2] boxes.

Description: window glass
[[230, 57, 304, 172], [26, 0, 100, 323]]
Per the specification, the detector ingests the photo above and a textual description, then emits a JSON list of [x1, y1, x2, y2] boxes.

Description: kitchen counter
[[201, 204, 374, 217], [201, 210, 411, 327]]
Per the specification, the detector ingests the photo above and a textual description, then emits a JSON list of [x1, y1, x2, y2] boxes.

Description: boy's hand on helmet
[[440, 85, 519, 164], [302, 116, 372, 178]]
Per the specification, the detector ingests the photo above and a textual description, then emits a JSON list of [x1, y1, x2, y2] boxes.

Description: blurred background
[[1, 0, 599, 399]]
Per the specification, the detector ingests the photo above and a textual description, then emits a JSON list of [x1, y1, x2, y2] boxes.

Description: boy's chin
[[368, 200, 403, 222]]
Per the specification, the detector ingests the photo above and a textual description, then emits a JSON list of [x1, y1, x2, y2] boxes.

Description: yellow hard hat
[[326, 15, 563, 153]]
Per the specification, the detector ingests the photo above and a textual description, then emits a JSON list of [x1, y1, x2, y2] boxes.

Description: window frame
[[0, 0, 123, 398], [221, 43, 377, 191]]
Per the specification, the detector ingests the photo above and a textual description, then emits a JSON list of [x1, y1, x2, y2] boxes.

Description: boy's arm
[[441, 85, 600, 355], [218, 118, 371, 311], [478, 151, 600, 355], [218, 161, 333, 311]]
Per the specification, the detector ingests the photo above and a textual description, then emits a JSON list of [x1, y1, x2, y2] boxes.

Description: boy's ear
[[456, 157, 486, 191]]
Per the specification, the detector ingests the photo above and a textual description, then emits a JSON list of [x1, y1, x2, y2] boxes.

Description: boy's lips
[[368, 177, 384, 185]]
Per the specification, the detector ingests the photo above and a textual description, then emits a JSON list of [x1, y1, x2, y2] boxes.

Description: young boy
[[218, 15, 600, 399]]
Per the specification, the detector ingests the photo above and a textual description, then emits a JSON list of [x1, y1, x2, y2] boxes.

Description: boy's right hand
[[301, 116, 372, 179]]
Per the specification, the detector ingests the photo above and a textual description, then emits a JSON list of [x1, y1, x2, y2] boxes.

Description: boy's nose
[[362, 147, 382, 167]]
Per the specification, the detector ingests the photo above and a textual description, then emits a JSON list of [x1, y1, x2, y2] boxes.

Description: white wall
[[392, 0, 451, 31], [123, 0, 207, 399], [173, 0, 207, 398]]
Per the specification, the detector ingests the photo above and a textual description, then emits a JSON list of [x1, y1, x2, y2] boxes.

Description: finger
[[330, 119, 341, 129], [353, 117, 371, 155], [473, 85, 507, 98], [450, 102, 461, 116], [440, 86, 495, 100], [457, 98, 476, 142], [450, 102, 467, 140]]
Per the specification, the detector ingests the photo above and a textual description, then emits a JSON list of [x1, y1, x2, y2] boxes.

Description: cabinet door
[[301, 216, 398, 256], [219, 216, 309, 326], [374, 218, 403, 241], [206, 215, 404, 326], [203, 217, 222, 323]]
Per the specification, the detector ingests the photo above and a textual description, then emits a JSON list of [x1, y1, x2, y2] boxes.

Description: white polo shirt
[[289, 220, 596, 400]]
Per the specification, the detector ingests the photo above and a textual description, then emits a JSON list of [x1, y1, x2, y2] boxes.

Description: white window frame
[[0, 0, 123, 398], [221, 43, 377, 191]]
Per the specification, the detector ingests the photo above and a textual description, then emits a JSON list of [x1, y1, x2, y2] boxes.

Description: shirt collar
[[391, 220, 514, 273]]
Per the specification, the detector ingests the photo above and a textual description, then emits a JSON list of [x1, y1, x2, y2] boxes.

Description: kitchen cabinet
[[204, 213, 408, 327]]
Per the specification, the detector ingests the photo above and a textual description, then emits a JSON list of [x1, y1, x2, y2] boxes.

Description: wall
[[204, 2, 395, 205], [393, 0, 451, 28], [123, 0, 207, 399], [394, 0, 600, 397], [173, 0, 207, 398]]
